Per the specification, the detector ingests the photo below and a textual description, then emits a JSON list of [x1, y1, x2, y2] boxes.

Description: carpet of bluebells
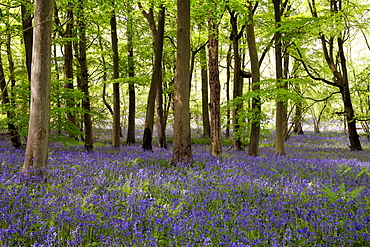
[[1, 130, 370, 246]]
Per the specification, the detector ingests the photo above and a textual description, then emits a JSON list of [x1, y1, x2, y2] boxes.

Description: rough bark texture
[[172, 0, 192, 165], [208, 15, 222, 157], [77, 0, 93, 152], [273, 0, 286, 156], [111, 9, 121, 148], [22, 0, 53, 176], [200, 47, 210, 138], [246, 3, 261, 157], [141, 6, 165, 151]]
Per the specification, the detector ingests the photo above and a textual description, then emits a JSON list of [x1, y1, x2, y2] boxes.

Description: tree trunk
[[200, 46, 210, 138], [22, 0, 53, 177], [172, 0, 192, 165], [141, 6, 165, 151], [21, 2, 33, 82], [156, 71, 167, 148], [273, 0, 286, 155], [63, 3, 78, 138], [77, 0, 93, 152], [225, 45, 232, 138], [230, 11, 243, 151], [111, 6, 120, 148], [246, 2, 261, 157], [208, 14, 222, 157], [126, 5, 136, 144], [0, 43, 21, 148]]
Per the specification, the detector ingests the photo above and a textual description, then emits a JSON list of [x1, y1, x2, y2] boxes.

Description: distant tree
[[21, 1, 33, 82], [76, 0, 93, 152], [22, 0, 53, 177], [111, 2, 121, 148], [200, 46, 210, 138], [172, 0, 192, 165], [126, 3, 136, 145]]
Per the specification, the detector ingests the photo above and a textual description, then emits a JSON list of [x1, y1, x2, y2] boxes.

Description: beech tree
[[22, 0, 53, 176], [172, 0, 192, 165]]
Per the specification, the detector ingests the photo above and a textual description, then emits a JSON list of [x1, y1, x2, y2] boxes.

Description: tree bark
[[111, 6, 121, 148], [208, 12, 222, 157], [141, 5, 165, 151], [172, 0, 192, 165], [273, 0, 286, 155], [21, 2, 33, 82], [246, 2, 262, 157], [200, 46, 210, 138], [22, 0, 53, 177], [77, 0, 93, 152], [63, 3, 78, 138], [126, 5, 136, 144], [230, 11, 244, 151]]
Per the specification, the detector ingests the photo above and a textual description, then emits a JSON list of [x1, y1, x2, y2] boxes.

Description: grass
[[1, 131, 370, 246]]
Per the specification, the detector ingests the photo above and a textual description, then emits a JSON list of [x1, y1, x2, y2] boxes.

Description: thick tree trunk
[[273, 0, 286, 155], [172, 0, 192, 165], [208, 16, 222, 157], [200, 46, 210, 138], [126, 7, 136, 144], [141, 6, 165, 151], [111, 8, 121, 148], [77, 0, 93, 152], [246, 2, 261, 157], [22, 0, 53, 177], [0, 44, 21, 148], [21, 3, 33, 82]]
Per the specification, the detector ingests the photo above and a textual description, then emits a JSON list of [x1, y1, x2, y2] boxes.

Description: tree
[[76, 0, 93, 152], [273, 0, 286, 155], [200, 46, 210, 138], [22, 0, 53, 177], [208, 1, 222, 157], [126, 3, 136, 145], [111, 2, 120, 148], [306, 0, 362, 150], [172, 0, 192, 165], [140, 4, 165, 151], [21, 1, 33, 82], [246, 2, 262, 157]]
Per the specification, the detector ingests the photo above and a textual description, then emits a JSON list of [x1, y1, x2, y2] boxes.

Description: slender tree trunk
[[22, 0, 53, 177], [63, 3, 78, 138], [225, 45, 232, 137], [0, 43, 21, 148], [156, 70, 167, 148], [126, 5, 136, 144], [77, 0, 93, 152], [230, 11, 243, 151], [246, 2, 261, 157], [200, 46, 210, 138], [273, 0, 286, 155], [208, 13, 222, 157], [141, 6, 165, 151], [21, 2, 33, 82], [172, 0, 192, 165], [111, 5, 120, 148]]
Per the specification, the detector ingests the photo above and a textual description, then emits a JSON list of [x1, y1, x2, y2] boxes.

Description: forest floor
[[1, 130, 370, 246]]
